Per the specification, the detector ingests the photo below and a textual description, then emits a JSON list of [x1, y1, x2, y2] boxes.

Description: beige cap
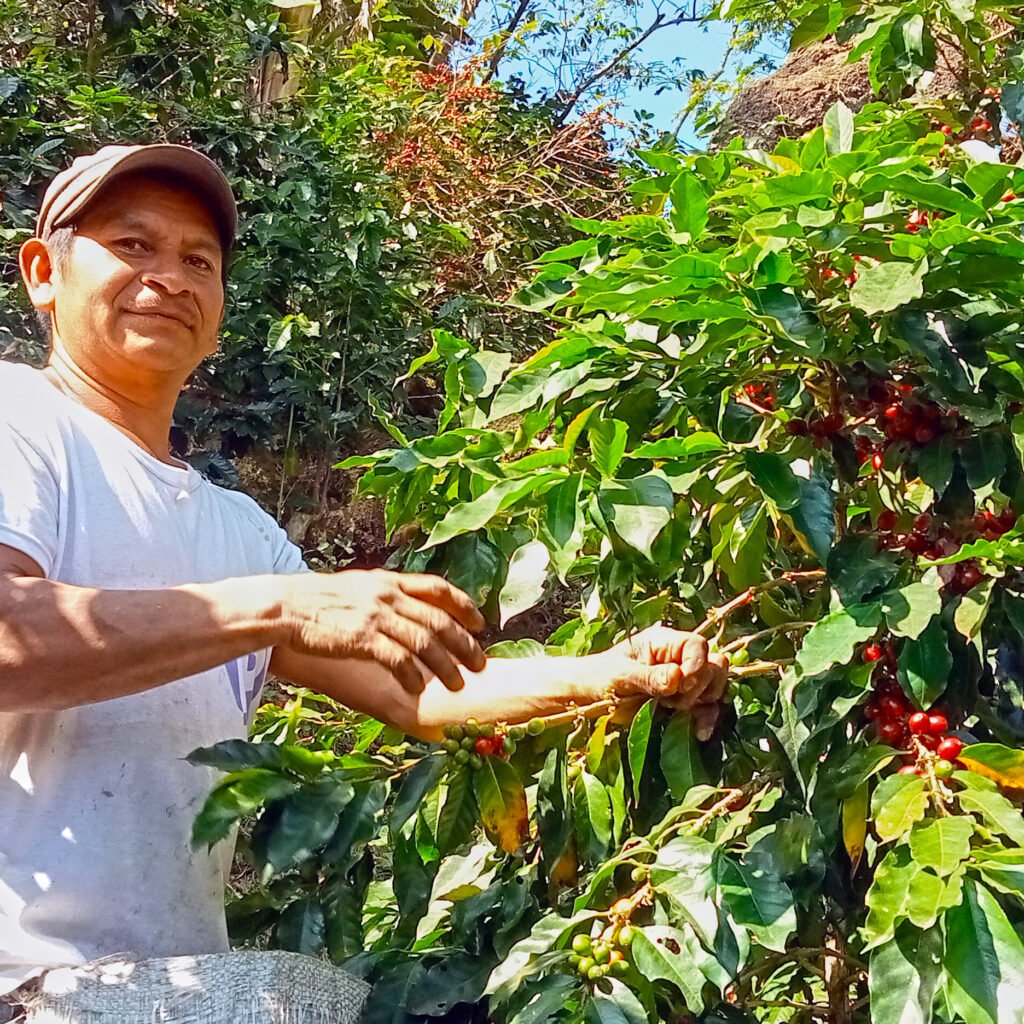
[[36, 143, 237, 252]]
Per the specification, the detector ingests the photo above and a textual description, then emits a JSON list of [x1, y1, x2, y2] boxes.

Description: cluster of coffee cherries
[[568, 918, 634, 986], [861, 642, 964, 777], [441, 717, 544, 769], [872, 389, 954, 449], [742, 381, 776, 409]]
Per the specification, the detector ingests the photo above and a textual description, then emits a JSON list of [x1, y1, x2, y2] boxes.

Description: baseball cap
[[35, 143, 237, 253]]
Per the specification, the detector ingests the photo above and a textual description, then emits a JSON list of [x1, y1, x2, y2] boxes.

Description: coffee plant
[[191, 1, 1024, 1021]]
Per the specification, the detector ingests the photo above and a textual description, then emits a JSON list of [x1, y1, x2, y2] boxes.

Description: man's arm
[[270, 626, 728, 743], [0, 547, 483, 713]]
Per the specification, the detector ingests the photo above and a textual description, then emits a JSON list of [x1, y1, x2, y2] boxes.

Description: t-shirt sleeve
[[0, 423, 60, 577], [271, 525, 310, 575]]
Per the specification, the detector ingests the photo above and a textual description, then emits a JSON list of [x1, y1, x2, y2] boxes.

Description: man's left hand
[[603, 625, 729, 740]]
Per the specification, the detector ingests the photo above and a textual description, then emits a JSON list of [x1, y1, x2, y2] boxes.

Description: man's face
[[48, 174, 226, 380]]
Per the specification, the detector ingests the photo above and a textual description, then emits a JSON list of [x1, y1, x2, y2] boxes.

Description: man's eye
[[117, 238, 146, 252], [187, 255, 214, 272]]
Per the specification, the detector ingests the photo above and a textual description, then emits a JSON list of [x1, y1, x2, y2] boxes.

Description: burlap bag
[[19, 951, 370, 1024]]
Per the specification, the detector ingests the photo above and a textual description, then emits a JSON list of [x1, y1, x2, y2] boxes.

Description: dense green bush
[[188, 2, 1024, 1022], [0, 0, 620, 487]]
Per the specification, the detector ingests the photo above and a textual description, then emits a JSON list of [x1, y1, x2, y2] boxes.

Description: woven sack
[[21, 950, 370, 1024]]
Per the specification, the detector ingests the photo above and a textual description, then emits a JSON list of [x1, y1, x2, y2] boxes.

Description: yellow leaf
[[843, 780, 869, 873], [959, 743, 1024, 791]]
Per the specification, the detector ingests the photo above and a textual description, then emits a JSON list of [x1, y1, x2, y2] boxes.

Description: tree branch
[[481, 0, 533, 83]]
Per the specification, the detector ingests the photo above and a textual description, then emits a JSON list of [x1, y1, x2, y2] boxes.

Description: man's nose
[[139, 258, 191, 296]]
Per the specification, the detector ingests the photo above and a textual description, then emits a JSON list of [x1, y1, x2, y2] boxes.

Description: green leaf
[[322, 781, 387, 868], [945, 878, 1024, 1024], [627, 699, 656, 803], [790, 465, 835, 565], [274, 895, 326, 955], [590, 418, 630, 478], [650, 836, 718, 945], [896, 617, 951, 710], [191, 770, 299, 849], [498, 540, 550, 628], [596, 473, 675, 559], [882, 581, 940, 641], [823, 101, 855, 155], [508, 976, 578, 1024], [745, 452, 800, 509], [959, 744, 1024, 790], [753, 285, 826, 353], [660, 710, 705, 800], [425, 473, 565, 548], [391, 755, 446, 835], [631, 926, 708, 1011], [668, 170, 709, 236], [864, 846, 917, 949], [538, 745, 573, 867], [871, 773, 929, 843], [258, 778, 355, 877], [586, 982, 646, 1024], [906, 867, 962, 929], [574, 770, 612, 863], [918, 434, 955, 495], [796, 603, 881, 677], [323, 876, 364, 961], [437, 766, 479, 857], [187, 740, 286, 772], [631, 432, 725, 459], [474, 756, 529, 854], [869, 924, 942, 1024], [909, 817, 973, 876], [956, 777, 1024, 844], [718, 859, 797, 952], [954, 578, 995, 640], [849, 260, 927, 315]]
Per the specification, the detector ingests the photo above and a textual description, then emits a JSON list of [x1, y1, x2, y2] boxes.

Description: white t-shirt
[[0, 360, 306, 995]]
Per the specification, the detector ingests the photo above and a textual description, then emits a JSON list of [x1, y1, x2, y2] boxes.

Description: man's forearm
[[271, 646, 624, 742], [0, 573, 284, 712]]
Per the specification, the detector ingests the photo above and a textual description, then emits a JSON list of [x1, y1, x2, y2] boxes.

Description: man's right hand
[[278, 570, 487, 694]]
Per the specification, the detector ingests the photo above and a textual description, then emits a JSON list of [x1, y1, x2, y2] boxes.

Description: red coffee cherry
[[926, 713, 949, 736], [878, 721, 904, 745], [913, 513, 933, 532], [937, 736, 963, 761], [908, 712, 930, 735], [877, 509, 898, 532], [863, 644, 884, 663]]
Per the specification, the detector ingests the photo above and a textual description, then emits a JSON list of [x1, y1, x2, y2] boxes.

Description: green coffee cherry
[[568, 954, 581, 969], [567, 763, 582, 781], [454, 748, 470, 765], [577, 957, 595, 976], [617, 925, 635, 948], [630, 865, 648, 884], [469, 753, 484, 770], [443, 724, 462, 741], [464, 720, 480, 738], [442, 739, 460, 755], [592, 944, 610, 965], [730, 648, 751, 667], [527, 717, 546, 736], [502, 736, 516, 756], [934, 759, 955, 779], [478, 722, 495, 739], [610, 959, 630, 977], [587, 964, 603, 981], [461, 736, 475, 750], [509, 725, 527, 741], [571, 934, 592, 955]]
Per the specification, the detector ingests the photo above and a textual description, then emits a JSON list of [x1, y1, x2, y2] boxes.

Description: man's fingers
[[391, 593, 486, 673], [678, 633, 712, 679], [397, 573, 486, 633], [692, 702, 720, 742], [383, 618, 467, 692], [372, 636, 431, 694]]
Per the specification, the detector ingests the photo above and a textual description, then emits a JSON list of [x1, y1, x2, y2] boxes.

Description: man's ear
[[19, 237, 57, 317]]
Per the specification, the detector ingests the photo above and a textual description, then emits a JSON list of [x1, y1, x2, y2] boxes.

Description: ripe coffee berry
[[913, 513, 933, 532], [879, 721, 904, 744], [786, 419, 809, 436], [877, 509, 897, 532], [879, 696, 906, 719], [908, 712, 930, 735], [937, 736, 963, 761], [863, 644, 883, 663], [927, 713, 949, 736], [872, 452, 884, 471]]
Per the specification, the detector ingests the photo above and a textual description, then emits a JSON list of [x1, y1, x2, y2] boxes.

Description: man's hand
[[279, 570, 486, 694], [604, 625, 729, 740]]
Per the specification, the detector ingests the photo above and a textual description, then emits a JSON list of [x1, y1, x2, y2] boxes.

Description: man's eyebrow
[[103, 215, 221, 257]]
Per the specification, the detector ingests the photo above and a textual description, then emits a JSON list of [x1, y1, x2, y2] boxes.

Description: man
[[0, 144, 727, 1000]]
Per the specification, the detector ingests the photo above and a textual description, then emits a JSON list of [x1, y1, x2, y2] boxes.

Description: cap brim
[[51, 144, 237, 251]]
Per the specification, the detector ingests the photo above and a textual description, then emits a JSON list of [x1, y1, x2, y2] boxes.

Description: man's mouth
[[126, 309, 192, 329]]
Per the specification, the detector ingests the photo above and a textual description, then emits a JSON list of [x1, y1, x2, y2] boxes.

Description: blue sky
[[478, 5, 778, 147]]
